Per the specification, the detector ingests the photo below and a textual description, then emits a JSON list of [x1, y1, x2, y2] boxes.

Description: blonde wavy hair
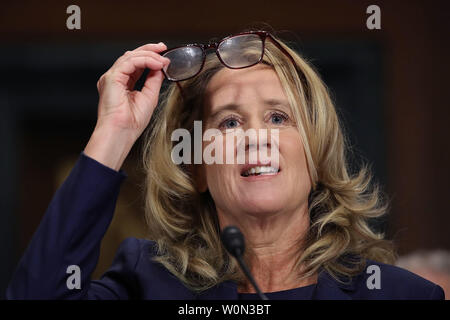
[[142, 30, 395, 292]]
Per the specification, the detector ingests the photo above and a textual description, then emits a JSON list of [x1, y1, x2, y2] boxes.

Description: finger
[[127, 50, 170, 64], [141, 69, 165, 101], [114, 56, 166, 79], [121, 52, 159, 84], [113, 50, 169, 69], [134, 42, 167, 53], [108, 50, 169, 90], [126, 67, 145, 90]]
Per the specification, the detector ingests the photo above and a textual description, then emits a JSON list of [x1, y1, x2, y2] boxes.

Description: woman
[[7, 30, 444, 299]]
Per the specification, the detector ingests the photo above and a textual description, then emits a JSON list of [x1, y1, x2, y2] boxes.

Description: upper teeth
[[243, 166, 279, 176]]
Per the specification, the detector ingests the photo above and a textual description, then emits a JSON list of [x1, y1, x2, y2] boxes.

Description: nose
[[242, 115, 268, 152], [239, 128, 279, 167], [244, 130, 270, 153], [242, 116, 272, 152], [244, 115, 266, 132]]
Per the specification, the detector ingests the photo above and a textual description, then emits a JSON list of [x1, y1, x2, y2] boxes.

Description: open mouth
[[241, 165, 281, 177]]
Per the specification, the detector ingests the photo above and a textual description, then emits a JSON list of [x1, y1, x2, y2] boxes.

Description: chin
[[238, 195, 286, 215]]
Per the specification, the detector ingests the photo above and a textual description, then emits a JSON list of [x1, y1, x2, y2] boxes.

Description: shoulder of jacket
[[351, 259, 444, 299], [120, 237, 159, 255]]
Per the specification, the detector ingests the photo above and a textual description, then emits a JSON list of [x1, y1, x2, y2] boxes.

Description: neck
[[218, 201, 316, 293]]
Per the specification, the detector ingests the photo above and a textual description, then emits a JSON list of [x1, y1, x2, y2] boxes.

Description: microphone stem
[[236, 255, 268, 300]]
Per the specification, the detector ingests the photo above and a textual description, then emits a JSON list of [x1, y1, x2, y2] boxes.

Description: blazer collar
[[196, 269, 356, 300]]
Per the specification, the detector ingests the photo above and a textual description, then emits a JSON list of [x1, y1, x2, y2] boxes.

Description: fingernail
[[158, 42, 165, 46]]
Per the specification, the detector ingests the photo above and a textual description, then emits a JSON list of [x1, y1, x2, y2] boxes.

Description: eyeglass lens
[[217, 34, 263, 69], [163, 46, 204, 81], [162, 33, 264, 81]]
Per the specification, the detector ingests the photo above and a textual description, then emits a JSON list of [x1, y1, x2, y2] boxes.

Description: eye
[[269, 112, 289, 125], [219, 116, 241, 129]]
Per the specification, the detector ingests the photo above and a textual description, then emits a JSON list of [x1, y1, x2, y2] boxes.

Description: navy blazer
[[6, 153, 445, 300]]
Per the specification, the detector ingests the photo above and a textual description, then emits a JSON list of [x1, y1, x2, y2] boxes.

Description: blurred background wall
[[0, 0, 449, 297]]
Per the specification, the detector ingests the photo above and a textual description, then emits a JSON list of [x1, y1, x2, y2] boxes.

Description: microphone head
[[221, 225, 245, 258]]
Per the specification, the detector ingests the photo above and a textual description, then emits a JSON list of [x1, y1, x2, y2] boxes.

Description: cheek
[[204, 164, 239, 208], [280, 131, 310, 179], [202, 132, 236, 185], [205, 164, 235, 187], [205, 164, 220, 187]]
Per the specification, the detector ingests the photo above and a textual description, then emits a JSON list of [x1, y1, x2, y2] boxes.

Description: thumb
[[141, 69, 165, 102]]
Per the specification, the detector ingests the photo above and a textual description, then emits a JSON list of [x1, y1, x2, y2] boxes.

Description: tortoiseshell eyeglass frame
[[161, 30, 307, 99]]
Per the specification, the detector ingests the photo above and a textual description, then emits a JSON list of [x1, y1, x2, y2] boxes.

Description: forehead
[[204, 64, 287, 110]]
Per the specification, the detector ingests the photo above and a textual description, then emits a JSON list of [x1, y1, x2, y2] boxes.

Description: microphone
[[220, 226, 268, 300]]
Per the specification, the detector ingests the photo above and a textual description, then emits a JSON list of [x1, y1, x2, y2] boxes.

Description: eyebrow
[[207, 98, 291, 120]]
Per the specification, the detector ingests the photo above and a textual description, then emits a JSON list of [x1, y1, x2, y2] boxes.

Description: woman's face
[[199, 64, 311, 220]]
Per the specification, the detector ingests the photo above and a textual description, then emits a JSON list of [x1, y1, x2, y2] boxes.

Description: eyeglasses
[[161, 31, 297, 82]]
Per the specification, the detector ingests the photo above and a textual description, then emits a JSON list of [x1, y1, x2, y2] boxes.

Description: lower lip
[[240, 170, 281, 181]]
